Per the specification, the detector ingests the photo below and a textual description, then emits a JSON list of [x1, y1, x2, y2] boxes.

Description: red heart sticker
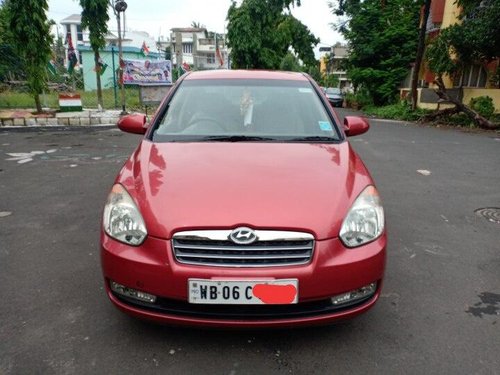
[[253, 284, 297, 304]]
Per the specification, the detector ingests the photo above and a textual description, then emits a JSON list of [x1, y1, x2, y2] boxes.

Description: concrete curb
[[0, 124, 118, 132], [0, 109, 122, 128]]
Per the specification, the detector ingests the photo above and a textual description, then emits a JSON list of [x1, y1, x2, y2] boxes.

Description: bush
[[363, 101, 428, 121], [469, 96, 495, 119], [353, 88, 373, 109], [344, 88, 373, 109]]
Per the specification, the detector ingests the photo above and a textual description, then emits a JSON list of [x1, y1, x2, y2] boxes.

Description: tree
[[305, 65, 322, 84], [447, 0, 500, 66], [279, 52, 301, 71], [0, 1, 25, 82], [191, 21, 204, 29], [80, 0, 110, 109], [410, 0, 431, 110], [424, 28, 498, 129], [7, 0, 54, 112], [164, 45, 171, 60], [226, 0, 319, 70], [422, 0, 499, 129], [329, 0, 420, 105], [322, 73, 339, 88]]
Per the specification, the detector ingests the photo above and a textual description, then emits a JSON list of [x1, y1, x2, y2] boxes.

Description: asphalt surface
[[1, 110, 499, 374]]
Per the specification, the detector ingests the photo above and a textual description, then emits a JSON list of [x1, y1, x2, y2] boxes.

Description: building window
[[77, 25, 83, 42], [207, 53, 215, 64], [454, 64, 488, 88], [182, 43, 192, 54]]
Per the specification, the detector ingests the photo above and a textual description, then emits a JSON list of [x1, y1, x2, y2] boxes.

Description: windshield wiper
[[200, 135, 277, 142], [285, 136, 338, 142]]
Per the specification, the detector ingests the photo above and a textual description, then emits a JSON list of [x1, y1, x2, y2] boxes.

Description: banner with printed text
[[123, 59, 172, 85]]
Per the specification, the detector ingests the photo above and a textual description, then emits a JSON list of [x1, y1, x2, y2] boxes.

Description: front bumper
[[101, 233, 386, 327], [328, 97, 344, 107]]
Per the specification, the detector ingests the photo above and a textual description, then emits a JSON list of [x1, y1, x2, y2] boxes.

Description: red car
[[101, 70, 386, 328]]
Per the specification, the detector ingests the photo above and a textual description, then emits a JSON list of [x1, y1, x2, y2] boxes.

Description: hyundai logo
[[229, 227, 258, 245]]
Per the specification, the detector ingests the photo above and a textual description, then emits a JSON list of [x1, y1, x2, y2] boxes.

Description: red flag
[[182, 62, 191, 72], [216, 47, 224, 67], [141, 41, 150, 56], [67, 35, 78, 73]]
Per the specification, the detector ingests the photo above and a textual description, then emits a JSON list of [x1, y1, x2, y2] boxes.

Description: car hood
[[117, 141, 373, 240]]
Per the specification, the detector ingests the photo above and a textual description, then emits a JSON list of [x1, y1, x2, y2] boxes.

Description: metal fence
[[0, 56, 145, 111]]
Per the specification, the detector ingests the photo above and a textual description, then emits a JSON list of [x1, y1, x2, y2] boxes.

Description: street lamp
[[113, 0, 127, 114]]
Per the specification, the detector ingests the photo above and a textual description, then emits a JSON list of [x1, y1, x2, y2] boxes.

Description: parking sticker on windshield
[[299, 88, 313, 93], [318, 121, 333, 131]]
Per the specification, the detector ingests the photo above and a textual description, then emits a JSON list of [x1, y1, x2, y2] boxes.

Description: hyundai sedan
[[101, 70, 386, 328]]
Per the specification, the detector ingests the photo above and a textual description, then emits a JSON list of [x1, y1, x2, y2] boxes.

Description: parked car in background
[[325, 87, 344, 107], [101, 70, 386, 328]]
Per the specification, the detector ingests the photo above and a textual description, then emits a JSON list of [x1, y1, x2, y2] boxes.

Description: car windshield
[[151, 79, 340, 142], [325, 88, 341, 95]]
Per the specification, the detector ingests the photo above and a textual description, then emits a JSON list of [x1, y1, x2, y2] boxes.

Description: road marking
[[417, 169, 431, 176], [6, 150, 60, 164]]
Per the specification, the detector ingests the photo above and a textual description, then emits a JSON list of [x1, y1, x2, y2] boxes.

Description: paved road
[[1, 113, 499, 374]]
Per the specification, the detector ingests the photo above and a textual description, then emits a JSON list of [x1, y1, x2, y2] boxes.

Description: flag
[[93, 56, 108, 76], [98, 60, 108, 76], [141, 41, 150, 56], [215, 33, 224, 67], [181, 62, 191, 73], [67, 35, 78, 74], [216, 47, 224, 67], [47, 60, 57, 76]]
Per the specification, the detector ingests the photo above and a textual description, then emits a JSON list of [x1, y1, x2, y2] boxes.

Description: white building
[[60, 14, 159, 66], [170, 27, 228, 70], [320, 43, 352, 91]]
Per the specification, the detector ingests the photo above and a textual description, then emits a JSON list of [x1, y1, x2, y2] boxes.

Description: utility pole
[[111, 0, 128, 114], [111, 46, 118, 108]]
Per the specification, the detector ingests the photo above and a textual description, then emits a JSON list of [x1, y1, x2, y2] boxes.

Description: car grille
[[172, 230, 314, 267]]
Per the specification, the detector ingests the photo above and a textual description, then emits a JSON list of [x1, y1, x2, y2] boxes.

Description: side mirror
[[344, 116, 369, 137], [117, 114, 147, 135]]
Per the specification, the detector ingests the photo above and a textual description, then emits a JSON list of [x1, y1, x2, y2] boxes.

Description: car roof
[[183, 69, 309, 81]]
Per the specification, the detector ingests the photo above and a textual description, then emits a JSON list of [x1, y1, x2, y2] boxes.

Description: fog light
[[330, 282, 377, 306], [110, 281, 157, 303]]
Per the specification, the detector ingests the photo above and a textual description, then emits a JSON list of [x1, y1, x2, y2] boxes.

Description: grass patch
[[363, 101, 429, 121], [0, 88, 144, 111]]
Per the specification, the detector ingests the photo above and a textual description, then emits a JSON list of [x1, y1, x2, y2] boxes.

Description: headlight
[[103, 184, 147, 245], [340, 186, 384, 248]]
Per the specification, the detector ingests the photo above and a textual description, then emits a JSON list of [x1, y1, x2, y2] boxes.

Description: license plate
[[188, 279, 298, 305]]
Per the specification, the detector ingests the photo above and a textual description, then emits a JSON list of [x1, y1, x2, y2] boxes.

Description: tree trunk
[[421, 106, 460, 122], [34, 93, 42, 113], [94, 51, 104, 110], [431, 76, 498, 130], [411, 0, 432, 111]]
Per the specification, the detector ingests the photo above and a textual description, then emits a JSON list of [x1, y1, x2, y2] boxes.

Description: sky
[[47, 0, 344, 53]]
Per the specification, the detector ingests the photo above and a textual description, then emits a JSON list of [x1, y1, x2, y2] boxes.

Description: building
[[400, 0, 499, 111], [60, 14, 88, 67], [170, 27, 228, 70], [319, 43, 352, 91], [59, 14, 161, 91]]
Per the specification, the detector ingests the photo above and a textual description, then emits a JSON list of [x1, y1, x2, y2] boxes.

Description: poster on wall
[[123, 59, 172, 85]]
